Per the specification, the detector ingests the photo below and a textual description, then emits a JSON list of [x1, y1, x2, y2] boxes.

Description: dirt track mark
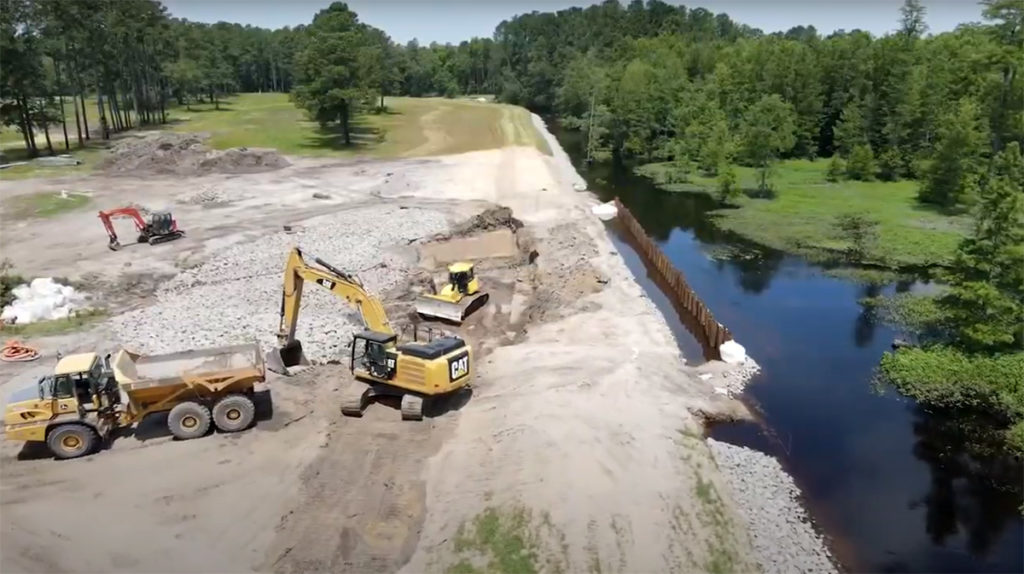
[[265, 370, 454, 574]]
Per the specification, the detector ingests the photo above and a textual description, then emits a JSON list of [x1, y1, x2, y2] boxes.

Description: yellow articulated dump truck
[[3, 343, 265, 460]]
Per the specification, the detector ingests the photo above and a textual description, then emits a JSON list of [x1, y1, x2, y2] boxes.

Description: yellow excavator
[[414, 261, 489, 324], [267, 247, 473, 420]]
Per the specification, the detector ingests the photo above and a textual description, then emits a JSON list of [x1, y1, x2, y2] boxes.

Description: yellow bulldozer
[[267, 247, 473, 420], [414, 261, 489, 324]]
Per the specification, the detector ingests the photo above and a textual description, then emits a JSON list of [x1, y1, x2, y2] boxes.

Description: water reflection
[[910, 407, 1023, 557], [549, 119, 1023, 573], [854, 284, 883, 348]]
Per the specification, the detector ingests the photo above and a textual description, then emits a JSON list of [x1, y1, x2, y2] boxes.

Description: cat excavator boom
[[268, 247, 473, 419]]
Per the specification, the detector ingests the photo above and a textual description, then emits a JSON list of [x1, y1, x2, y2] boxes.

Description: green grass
[[3, 191, 92, 218], [450, 506, 539, 574], [0, 144, 109, 180], [861, 292, 947, 336], [2, 93, 550, 180], [1, 309, 107, 337], [690, 467, 742, 574], [167, 93, 550, 158], [637, 159, 971, 269], [823, 266, 911, 285]]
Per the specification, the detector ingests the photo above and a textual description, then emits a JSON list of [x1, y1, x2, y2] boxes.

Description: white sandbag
[[719, 340, 747, 365], [591, 201, 618, 221], [1, 277, 86, 324]]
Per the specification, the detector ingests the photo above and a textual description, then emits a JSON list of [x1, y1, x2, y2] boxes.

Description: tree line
[[1, 0, 502, 155], [493, 0, 1021, 209]]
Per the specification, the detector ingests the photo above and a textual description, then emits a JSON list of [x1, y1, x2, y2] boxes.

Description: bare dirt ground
[[0, 122, 754, 573]]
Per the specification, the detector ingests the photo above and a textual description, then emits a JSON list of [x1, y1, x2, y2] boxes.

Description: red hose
[[1, 340, 40, 362]]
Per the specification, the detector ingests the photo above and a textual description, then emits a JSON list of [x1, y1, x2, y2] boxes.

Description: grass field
[[1, 93, 549, 180], [4, 191, 92, 220], [637, 160, 971, 269], [166, 94, 550, 157]]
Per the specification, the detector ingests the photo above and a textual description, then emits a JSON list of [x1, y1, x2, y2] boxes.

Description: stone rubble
[[110, 204, 449, 361], [708, 439, 837, 574]]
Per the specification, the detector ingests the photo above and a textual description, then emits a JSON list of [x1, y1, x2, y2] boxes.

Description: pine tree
[[939, 142, 1024, 351], [833, 99, 869, 158], [918, 98, 989, 209]]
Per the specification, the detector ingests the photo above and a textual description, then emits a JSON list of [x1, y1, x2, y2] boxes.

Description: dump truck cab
[[3, 352, 119, 458]]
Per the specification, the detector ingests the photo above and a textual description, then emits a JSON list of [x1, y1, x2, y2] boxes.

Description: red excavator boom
[[98, 207, 184, 251]]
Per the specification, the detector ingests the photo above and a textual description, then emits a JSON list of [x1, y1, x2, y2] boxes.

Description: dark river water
[[550, 124, 1023, 573]]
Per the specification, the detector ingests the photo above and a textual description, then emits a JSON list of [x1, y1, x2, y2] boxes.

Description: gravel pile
[[101, 133, 290, 175], [707, 439, 837, 574], [178, 184, 251, 206], [111, 204, 449, 361]]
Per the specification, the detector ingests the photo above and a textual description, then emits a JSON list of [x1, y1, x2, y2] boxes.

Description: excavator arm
[[98, 208, 148, 249], [269, 247, 393, 374]]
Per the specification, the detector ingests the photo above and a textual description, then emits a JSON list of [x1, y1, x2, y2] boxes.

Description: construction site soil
[[0, 118, 798, 573], [100, 132, 290, 176]]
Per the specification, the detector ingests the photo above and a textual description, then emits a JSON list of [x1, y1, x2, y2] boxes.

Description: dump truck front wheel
[[168, 401, 212, 440], [47, 424, 97, 460], [212, 394, 256, 433]]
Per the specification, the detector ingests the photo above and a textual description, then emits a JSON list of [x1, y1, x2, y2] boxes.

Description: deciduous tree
[[740, 94, 796, 193]]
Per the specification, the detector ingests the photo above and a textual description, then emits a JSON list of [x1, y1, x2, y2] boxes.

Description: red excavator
[[99, 207, 185, 251]]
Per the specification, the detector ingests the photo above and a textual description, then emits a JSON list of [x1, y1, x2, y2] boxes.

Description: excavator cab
[[351, 331, 398, 380]]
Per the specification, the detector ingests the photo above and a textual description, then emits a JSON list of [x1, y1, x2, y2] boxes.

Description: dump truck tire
[[212, 394, 256, 433], [168, 401, 212, 440], [47, 424, 97, 460]]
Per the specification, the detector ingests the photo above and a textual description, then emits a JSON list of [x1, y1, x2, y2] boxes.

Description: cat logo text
[[448, 353, 469, 382]]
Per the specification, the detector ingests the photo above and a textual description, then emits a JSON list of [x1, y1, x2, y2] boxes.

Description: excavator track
[[147, 230, 186, 246], [400, 394, 424, 421], [340, 384, 371, 417]]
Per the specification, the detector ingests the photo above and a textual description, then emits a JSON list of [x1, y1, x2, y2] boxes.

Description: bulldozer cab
[[350, 331, 398, 380], [447, 262, 476, 295]]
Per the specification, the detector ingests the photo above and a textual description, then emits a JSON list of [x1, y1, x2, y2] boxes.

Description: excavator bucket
[[415, 292, 489, 324], [266, 340, 309, 376]]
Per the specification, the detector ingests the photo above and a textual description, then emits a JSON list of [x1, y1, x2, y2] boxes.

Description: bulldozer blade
[[415, 292, 489, 324], [266, 340, 309, 376]]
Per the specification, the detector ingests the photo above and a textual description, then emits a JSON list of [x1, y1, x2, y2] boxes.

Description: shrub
[[879, 347, 1024, 454], [716, 163, 740, 205], [826, 154, 844, 182], [834, 213, 879, 262], [846, 144, 876, 180], [0, 259, 25, 309]]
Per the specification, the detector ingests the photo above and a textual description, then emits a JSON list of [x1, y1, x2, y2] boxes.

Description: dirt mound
[[451, 206, 523, 236], [100, 132, 290, 176]]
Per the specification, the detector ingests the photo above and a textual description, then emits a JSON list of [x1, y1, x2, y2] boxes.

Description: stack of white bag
[[1, 278, 86, 324]]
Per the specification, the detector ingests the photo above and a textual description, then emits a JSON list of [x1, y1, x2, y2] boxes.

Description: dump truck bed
[[112, 343, 265, 391]]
